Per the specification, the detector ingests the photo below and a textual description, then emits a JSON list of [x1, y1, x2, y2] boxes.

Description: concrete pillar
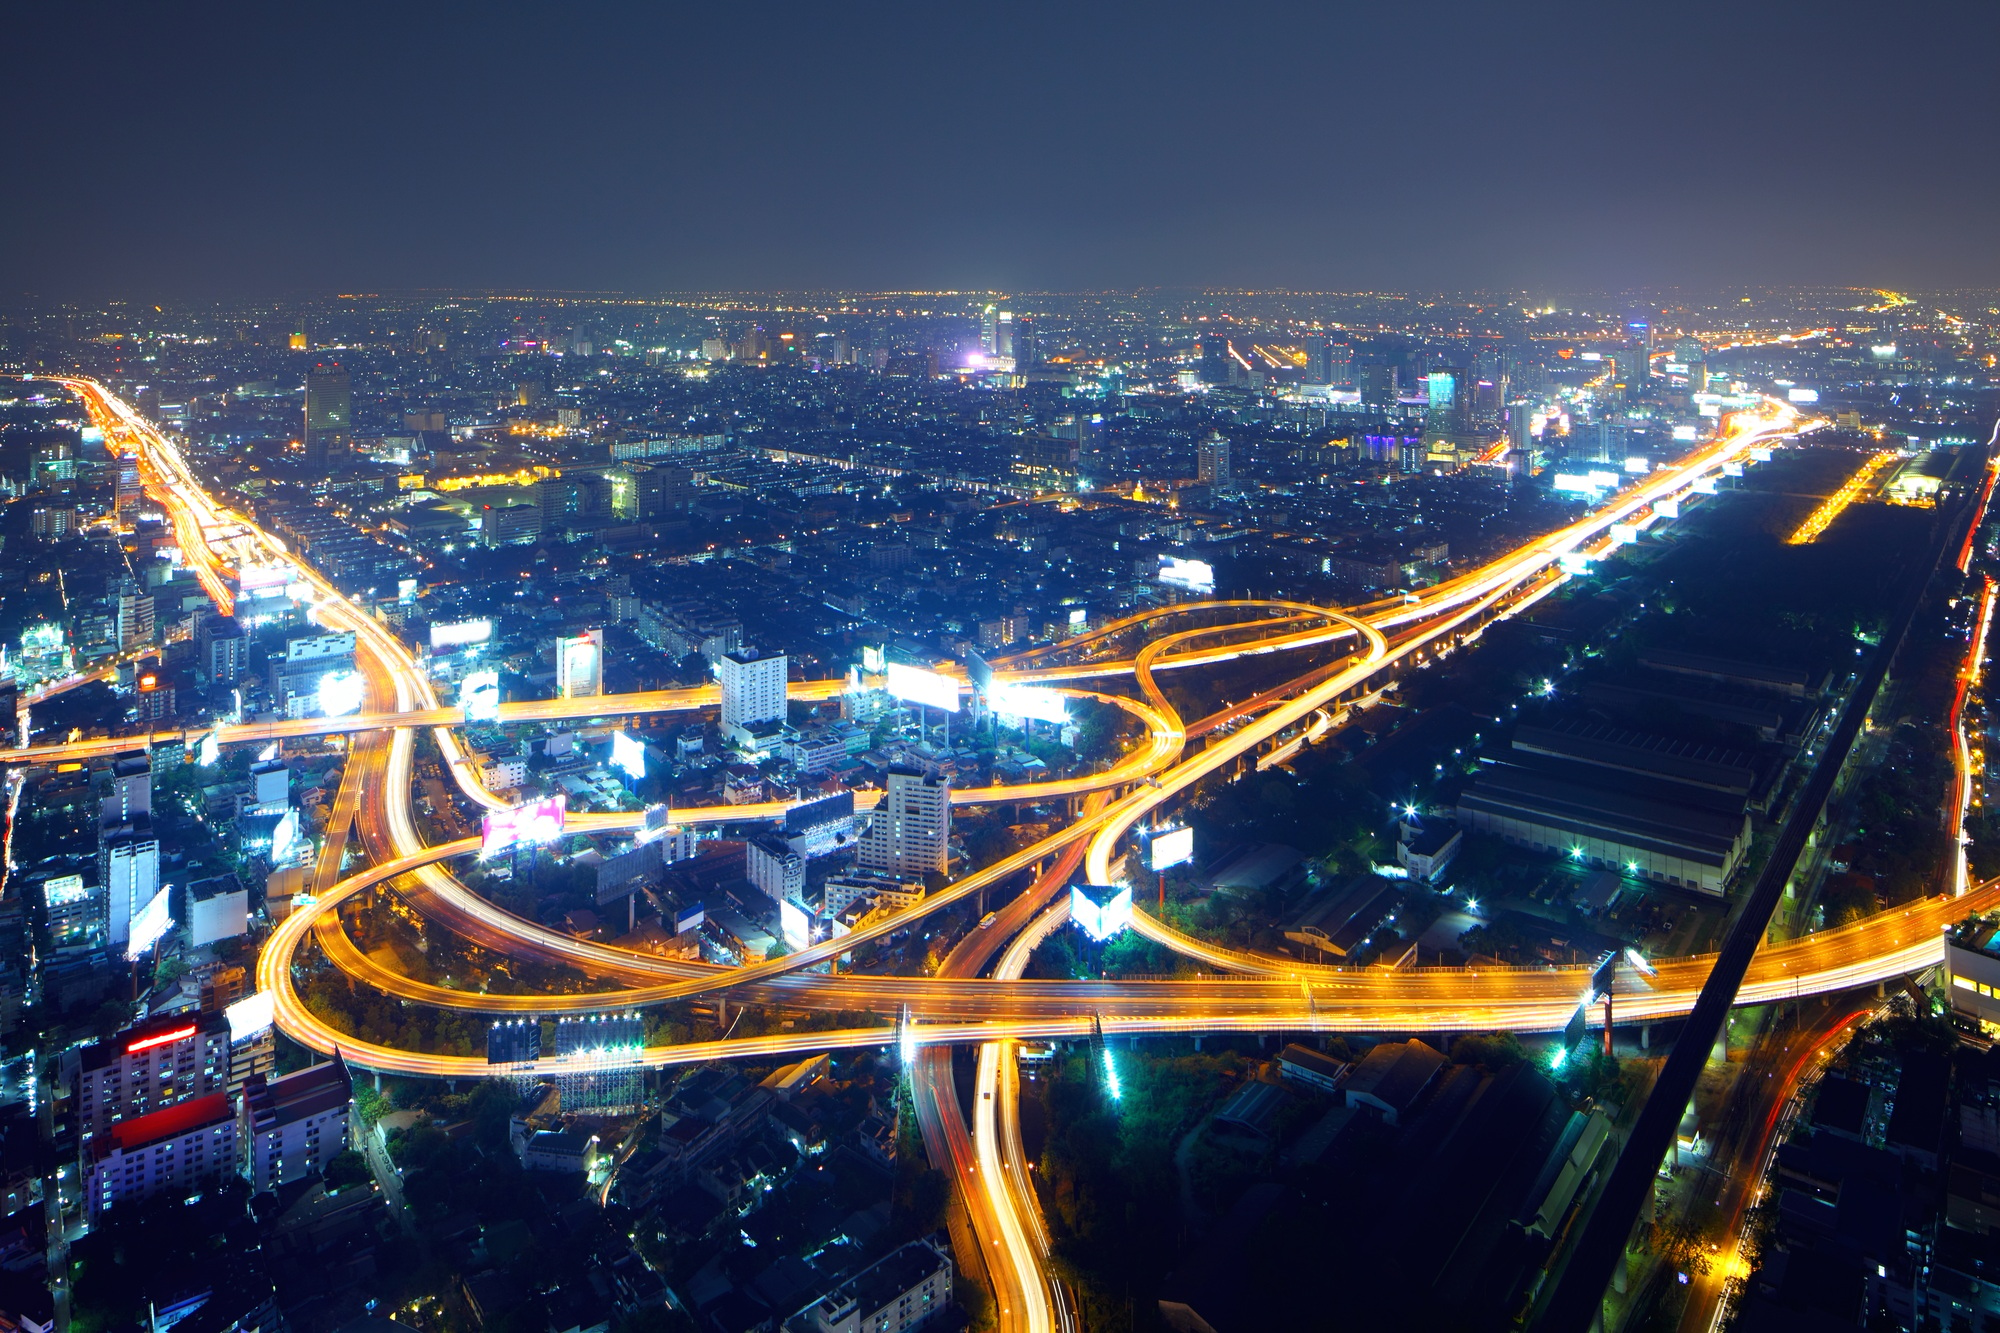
[[373, 1072, 382, 1092], [1641, 1025, 1650, 1051], [1613, 1257, 1628, 1295]]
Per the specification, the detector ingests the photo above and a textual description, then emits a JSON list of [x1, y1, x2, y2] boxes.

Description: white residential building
[[718, 649, 787, 737], [821, 874, 924, 918], [856, 767, 951, 879], [746, 836, 806, 904]]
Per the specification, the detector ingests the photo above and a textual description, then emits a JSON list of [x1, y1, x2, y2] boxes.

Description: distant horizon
[[8, 3, 1998, 300]]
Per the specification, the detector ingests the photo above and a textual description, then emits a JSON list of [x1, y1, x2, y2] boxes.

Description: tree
[[1651, 1215, 1714, 1279]]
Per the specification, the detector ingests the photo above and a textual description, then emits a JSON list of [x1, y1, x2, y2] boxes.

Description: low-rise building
[[784, 1237, 954, 1333], [521, 1130, 600, 1174], [241, 1057, 352, 1194], [1343, 1039, 1446, 1126], [1277, 1044, 1350, 1095]]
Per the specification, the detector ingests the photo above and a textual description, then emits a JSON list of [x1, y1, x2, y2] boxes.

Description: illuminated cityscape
[[5, 8, 2000, 1333]]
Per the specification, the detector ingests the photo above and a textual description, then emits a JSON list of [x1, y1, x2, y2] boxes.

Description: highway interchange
[[22, 378, 1988, 1333]]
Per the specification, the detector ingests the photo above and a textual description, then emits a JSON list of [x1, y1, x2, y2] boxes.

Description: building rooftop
[[96, 1092, 233, 1161], [1344, 1039, 1446, 1115]]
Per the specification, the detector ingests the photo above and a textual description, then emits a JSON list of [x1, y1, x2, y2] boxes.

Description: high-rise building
[[1196, 433, 1231, 486], [115, 584, 155, 650], [99, 819, 159, 948], [303, 364, 352, 471], [197, 614, 246, 691], [1308, 338, 1354, 386], [85, 1093, 237, 1222], [103, 753, 151, 824], [113, 459, 143, 516], [857, 766, 951, 879], [1198, 335, 1232, 386], [980, 304, 1015, 359], [66, 1011, 233, 1141], [718, 649, 787, 732], [1508, 403, 1534, 455]]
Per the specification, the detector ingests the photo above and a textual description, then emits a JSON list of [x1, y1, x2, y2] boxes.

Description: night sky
[[6, 1, 1998, 300]]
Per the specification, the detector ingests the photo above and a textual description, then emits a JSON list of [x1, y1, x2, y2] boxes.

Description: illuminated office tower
[[303, 364, 352, 471], [718, 648, 786, 729], [1197, 433, 1231, 486], [994, 309, 1014, 360], [981, 305, 999, 355], [857, 766, 951, 878]]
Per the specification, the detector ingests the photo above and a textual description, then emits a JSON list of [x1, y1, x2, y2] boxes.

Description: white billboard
[[1787, 388, 1820, 404], [1722, 462, 1745, 477], [1671, 424, 1699, 442], [317, 669, 365, 717], [481, 795, 567, 860], [1623, 456, 1651, 474], [885, 662, 960, 713], [610, 732, 646, 781], [1150, 826, 1194, 872], [127, 887, 173, 959], [462, 669, 501, 723], [1552, 473, 1605, 495], [1159, 555, 1216, 593], [225, 990, 275, 1043], [780, 898, 812, 951], [272, 808, 301, 861], [430, 618, 493, 650], [1654, 499, 1681, 519], [991, 684, 1069, 724], [1609, 523, 1640, 546], [1070, 884, 1133, 941]]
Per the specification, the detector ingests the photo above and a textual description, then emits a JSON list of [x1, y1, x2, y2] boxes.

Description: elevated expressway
[[47, 377, 1977, 1333], [39, 377, 1925, 1071]]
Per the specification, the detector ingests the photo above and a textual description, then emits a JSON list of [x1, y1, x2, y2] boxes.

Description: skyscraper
[[1196, 432, 1231, 486], [857, 766, 951, 879], [1198, 335, 1232, 386], [303, 364, 352, 471]]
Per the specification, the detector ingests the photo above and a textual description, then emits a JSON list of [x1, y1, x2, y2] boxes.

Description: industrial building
[[1455, 721, 1757, 894]]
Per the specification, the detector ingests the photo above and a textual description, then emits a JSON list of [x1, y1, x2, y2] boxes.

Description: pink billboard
[[481, 795, 567, 859]]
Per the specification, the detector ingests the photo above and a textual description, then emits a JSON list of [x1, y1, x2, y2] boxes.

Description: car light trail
[[1786, 449, 1898, 544]]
